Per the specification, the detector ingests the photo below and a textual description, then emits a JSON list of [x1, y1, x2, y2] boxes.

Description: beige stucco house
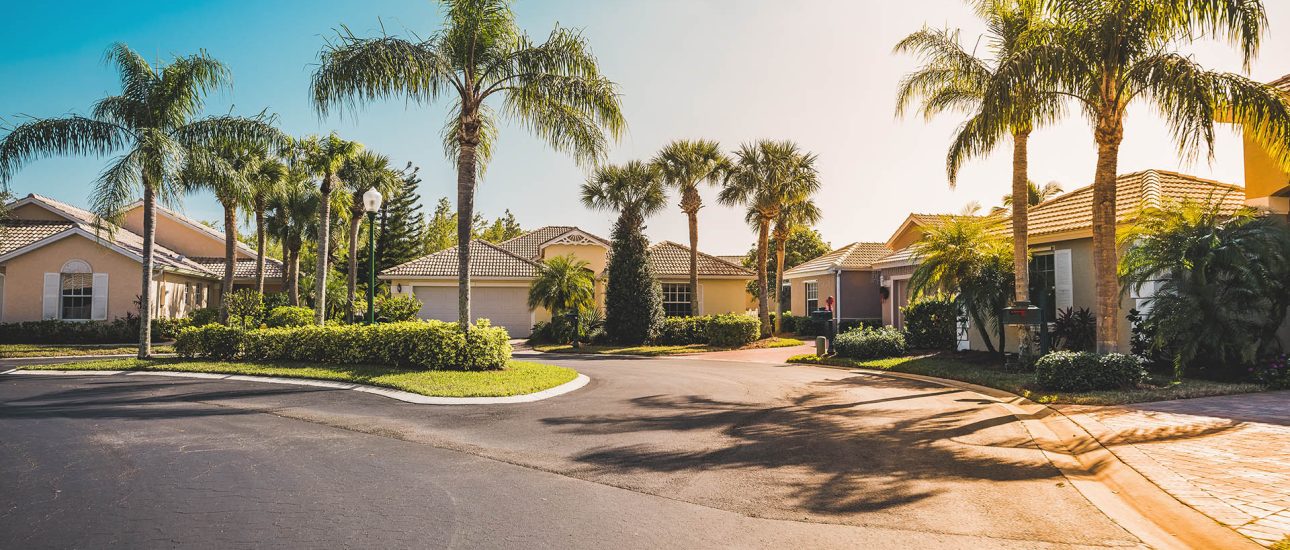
[[0, 194, 283, 323], [379, 225, 755, 337], [781, 242, 889, 325]]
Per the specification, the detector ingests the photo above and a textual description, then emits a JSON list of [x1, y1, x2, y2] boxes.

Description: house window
[[661, 283, 692, 317], [1029, 253, 1056, 321], [804, 281, 819, 312], [61, 273, 93, 320], [779, 282, 791, 313]]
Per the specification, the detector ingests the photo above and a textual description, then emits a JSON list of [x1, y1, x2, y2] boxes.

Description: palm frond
[[0, 116, 131, 185], [311, 32, 456, 118]]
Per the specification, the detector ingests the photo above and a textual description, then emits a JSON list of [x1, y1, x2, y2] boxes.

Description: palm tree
[[896, 0, 1060, 311], [771, 197, 821, 333], [1019, 0, 1290, 352], [909, 214, 1014, 353], [180, 142, 254, 323], [244, 147, 288, 293], [653, 139, 730, 316], [340, 150, 401, 319], [1002, 179, 1063, 207], [529, 254, 596, 345], [581, 160, 668, 228], [311, 0, 626, 330], [266, 170, 318, 306], [719, 140, 821, 338], [298, 133, 361, 325], [0, 44, 282, 357]]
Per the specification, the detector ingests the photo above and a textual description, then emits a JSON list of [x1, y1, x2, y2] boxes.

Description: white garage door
[[413, 286, 532, 337]]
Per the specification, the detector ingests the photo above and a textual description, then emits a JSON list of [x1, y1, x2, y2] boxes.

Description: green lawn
[[788, 353, 1267, 406], [0, 343, 175, 358], [20, 358, 579, 398], [533, 337, 804, 356]]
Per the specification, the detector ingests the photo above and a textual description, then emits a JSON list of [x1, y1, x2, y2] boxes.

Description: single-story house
[[872, 213, 981, 331], [781, 241, 889, 325], [379, 225, 756, 337], [0, 193, 283, 323]]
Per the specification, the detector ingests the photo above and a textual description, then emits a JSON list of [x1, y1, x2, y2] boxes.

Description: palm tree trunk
[[137, 185, 156, 358], [221, 202, 237, 324], [687, 209, 700, 317], [288, 242, 301, 306], [1092, 116, 1124, 353], [347, 206, 363, 323], [254, 200, 267, 294], [1011, 129, 1031, 303], [315, 173, 334, 325], [756, 218, 771, 338], [456, 143, 478, 330], [774, 236, 786, 334]]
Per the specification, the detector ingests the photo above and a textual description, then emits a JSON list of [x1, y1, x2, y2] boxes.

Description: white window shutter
[[1134, 279, 1157, 315], [91, 273, 109, 320], [696, 284, 704, 315], [1054, 249, 1073, 311], [42, 273, 60, 319]]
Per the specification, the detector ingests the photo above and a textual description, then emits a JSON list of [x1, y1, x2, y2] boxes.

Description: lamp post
[[362, 187, 383, 325]]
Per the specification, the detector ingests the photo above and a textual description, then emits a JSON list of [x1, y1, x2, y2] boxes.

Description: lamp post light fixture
[[362, 187, 383, 325]]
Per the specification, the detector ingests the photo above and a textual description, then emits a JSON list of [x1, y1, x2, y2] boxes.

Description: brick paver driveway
[[1060, 391, 1290, 547]]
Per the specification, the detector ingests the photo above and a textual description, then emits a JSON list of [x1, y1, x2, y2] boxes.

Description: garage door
[[413, 286, 533, 337]]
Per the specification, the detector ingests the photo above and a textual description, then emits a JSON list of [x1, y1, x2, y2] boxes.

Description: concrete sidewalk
[[1060, 391, 1290, 547]]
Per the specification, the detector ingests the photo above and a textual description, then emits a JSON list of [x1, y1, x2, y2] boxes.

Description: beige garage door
[[413, 286, 532, 337]]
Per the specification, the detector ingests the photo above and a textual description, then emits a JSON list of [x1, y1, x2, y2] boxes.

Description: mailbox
[[1001, 301, 1043, 325]]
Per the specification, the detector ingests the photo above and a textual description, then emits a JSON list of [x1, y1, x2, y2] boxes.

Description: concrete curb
[[791, 361, 1260, 550], [4, 369, 591, 406]]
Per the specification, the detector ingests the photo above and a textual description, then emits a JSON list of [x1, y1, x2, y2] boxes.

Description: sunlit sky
[[4, 0, 1289, 254]]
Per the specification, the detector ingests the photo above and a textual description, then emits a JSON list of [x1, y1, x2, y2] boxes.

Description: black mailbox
[[809, 309, 833, 320], [1001, 301, 1043, 325]]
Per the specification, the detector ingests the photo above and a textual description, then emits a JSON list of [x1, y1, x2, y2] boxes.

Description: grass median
[[1, 343, 175, 358], [21, 358, 579, 398], [533, 337, 804, 356], [788, 353, 1266, 406]]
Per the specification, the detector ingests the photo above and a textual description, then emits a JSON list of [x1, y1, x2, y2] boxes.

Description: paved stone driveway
[[1061, 391, 1290, 547]]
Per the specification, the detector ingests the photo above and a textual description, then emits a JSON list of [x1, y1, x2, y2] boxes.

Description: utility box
[[1001, 301, 1043, 325]]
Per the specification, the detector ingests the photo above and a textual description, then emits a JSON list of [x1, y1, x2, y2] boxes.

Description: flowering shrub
[[1251, 355, 1289, 390]]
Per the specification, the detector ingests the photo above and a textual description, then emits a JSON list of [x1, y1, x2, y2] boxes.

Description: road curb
[[5, 369, 591, 406], [791, 361, 1260, 550]]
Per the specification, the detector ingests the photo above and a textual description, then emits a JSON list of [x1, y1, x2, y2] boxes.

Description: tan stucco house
[[781, 242, 889, 325], [379, 225, 755, 337], [0, 194, 283, 323]]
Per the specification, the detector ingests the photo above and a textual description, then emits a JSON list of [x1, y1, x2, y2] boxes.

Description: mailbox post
[[1001, 301, 1048, 355], [810, 309, 835, 354]]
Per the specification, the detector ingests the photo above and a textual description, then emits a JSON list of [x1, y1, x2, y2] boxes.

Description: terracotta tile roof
[[125, 200, 260, 258], [873, 246, 918, 267], [646, 241, 754, 278], [1270, 74, 1290, 93], [189, 257, 286, 280], [381, 239, 540, 278], [0, 220, 76, 255], [716, 255, 747, 266], [784, 242, 890, 276], [1020, 170, 1245, 237], [497, 226, 609, 260]]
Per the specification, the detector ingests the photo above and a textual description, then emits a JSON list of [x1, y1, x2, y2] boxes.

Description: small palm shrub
[[1052, 307, 1095, 352], [1034, 351, 1146, 392], [834, 326, 908, 359], [902, 297, 958, 350], [265, 306, 315, 328], [377, 295, 422, 322]]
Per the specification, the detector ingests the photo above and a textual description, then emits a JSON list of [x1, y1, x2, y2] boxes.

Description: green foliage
[[743, 226, 830, 300], [375, 164, 425, 272], [1052, 307, 1095, 352], [0, 318, 180, 344], [1251, 354, 1290, 390], [657, 316, 712, 345], [834, 326, 908, 360], [1034, 352, 1146, 392], [188, 307, 220, 327], [175, 319, 511, 371], [592, 164, 666, 345], [376, 295, 421, 322], [909, 214, 1013, 353], [223, 289, 265, 329], [152, 317, 192, 341], [265, 306, 315, 328], [476, 209, 524, 243], [705, 314, 761, 347], [902, 297, 958, 350], [528, 254, 596, 316]]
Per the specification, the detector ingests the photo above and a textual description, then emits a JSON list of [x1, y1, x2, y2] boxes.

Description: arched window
[[60, 259, 93, 320]]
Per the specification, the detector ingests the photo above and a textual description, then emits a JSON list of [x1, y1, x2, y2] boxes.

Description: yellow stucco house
[[379, 225, 755, 337], [0, 194, 283, 323]]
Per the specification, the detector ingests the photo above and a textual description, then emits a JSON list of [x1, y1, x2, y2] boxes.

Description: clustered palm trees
[[898, 0, 1290, 353]]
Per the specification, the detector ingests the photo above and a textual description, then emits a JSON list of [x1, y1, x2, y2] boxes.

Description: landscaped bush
[[1052, 307, 1095, 352], [265, 306, 314, 328], [188, 307, 219, 327], [1251, 354, 1289, 390], [657, 316, 712, 345], [834, 326, 908, 360], [778, 312, 799, 334], [223, 288, 265, 329], [175, 319, 511, 371], [152, 316, 192, 340], [1034, 351, 1146, 392], [0, 317, 179, 344], [376, 295, 422, 322], [705, 314, 760, 347], [902, 297, 958, 350], [794, 316, 831, 337]]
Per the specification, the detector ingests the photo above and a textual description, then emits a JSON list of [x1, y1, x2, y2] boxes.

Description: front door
[[892, 279, 909, 329]]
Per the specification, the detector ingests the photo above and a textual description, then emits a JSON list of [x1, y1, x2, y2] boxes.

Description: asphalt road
[[0, 352, 1142, 549]]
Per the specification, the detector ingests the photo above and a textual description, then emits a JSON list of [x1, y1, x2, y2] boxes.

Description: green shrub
[[152, 317, 192, 340], [794, 316, 831, 337], [0, 317, 178, 344], [223, 289, 265, 329], [175, 319, 511, 370], [1053, 307, 1096, 352], [657, 316, 712, 345], [265, 306, 315, 328], [1034, 351, 1146, 391], [778, 312, 799, 334], [706, 314, 760, 347], [188, 307, 219, 327], [377, 295, 422, 322], [834, 326, 908, 359], [902, 297, 958, 350]]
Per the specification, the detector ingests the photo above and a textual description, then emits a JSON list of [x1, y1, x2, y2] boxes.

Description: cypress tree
[[604, 211, 664, 344], [374, 164, 425, 272]]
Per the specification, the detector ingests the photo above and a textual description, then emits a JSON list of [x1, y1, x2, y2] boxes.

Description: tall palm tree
[[581, 161, 669, 229], [1002, 179, 1063, 207], [340, 150, 400, 319], [896, 0, 1060, 310], [653, 139, 729, 316], [266, 169, 318, 306], [0, 44, 282, 357], [180, 141, 253, 322], [298, 133, 361, 325], [771, 197, 821, 333], [719, 140, 821, 338], [243, 147, 288, 293], [311, 0, 626, 330], [1018, 0, 1290, 352]]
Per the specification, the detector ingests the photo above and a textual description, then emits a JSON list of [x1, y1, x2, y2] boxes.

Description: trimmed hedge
[[1034, 351, 1146, 391], [0, 317, 188, 344], [175, 320, 511, 371], [265, 306, 314, 328], [706, 314, 760, 347], [903, 297, 958, 350], [376, 295, 422, 322], [656, 316, 712, 345], [834, 325, 908, 360]]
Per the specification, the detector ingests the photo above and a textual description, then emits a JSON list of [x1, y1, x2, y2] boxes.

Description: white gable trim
[[0, 228, 218, 280], [538, 228, 609, 251]]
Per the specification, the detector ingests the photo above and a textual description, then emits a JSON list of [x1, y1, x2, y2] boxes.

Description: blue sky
[[4, 1, 1290, 254]]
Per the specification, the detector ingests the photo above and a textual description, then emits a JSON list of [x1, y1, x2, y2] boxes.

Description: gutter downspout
[[834, 268, 842, 326]]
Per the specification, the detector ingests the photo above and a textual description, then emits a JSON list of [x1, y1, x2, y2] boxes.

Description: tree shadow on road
[[0, 376, 333, 420]]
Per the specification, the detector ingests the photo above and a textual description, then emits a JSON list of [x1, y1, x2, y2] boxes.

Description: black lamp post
[[362, 187, 383, 325]]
